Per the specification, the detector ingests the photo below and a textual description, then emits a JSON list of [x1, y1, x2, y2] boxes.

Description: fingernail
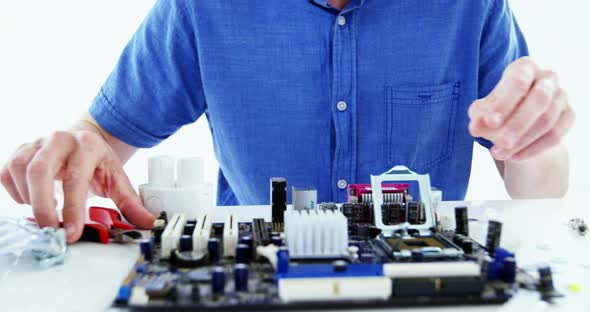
[[65, 223, 76, 236]]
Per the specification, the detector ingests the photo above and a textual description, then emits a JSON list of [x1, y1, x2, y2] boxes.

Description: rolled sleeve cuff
[[89, 88, 166, 148]]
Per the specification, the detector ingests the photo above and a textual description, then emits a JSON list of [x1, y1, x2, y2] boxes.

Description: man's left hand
[[468, 56, 575, 161]]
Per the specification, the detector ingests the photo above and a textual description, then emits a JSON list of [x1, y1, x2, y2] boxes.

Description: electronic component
[[568, 218, 588, 236], [347, 183, 409, 203], [223, 213, 238, 257], [234, 263, 249, 292], [292, 187, 317, 211], [454, 206, 469, 236], [486, 220, 502, 256], [252, 218, 271, 252], [284, 209, 348, 258], [160, 213, 186, 258], [192, 214, 212, 254], [271, 177, 287, 225], [113, 165, 551, 311]]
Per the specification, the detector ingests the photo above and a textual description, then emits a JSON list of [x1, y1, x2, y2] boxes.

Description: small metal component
[[208, 238, 220, 263], [234, 263, 249, 292], [486, 220, 502, 257], [568, 218, 588, 236], [292, 187, 318, 211], [211, 267, 226, 295], [140, 239, 152, 262], [319, 202, 338, 212], [454, 206, 469, 236], [332, 260, 348, 272]]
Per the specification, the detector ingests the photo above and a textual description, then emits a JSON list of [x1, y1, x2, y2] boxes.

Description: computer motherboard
[[111, 164, 561, 310]]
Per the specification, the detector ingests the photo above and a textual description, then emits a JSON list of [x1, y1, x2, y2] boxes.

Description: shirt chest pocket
[[384, 82, 460, 172]]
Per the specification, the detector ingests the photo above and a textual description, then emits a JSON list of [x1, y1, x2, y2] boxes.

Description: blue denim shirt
[[89, 0, 528, 205]]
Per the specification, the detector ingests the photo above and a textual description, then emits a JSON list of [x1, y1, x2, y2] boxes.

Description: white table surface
[[1, 197, 589, 312]]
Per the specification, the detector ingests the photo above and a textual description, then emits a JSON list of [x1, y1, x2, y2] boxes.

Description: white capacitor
[[148, 155, 175, 187], [292, 187, 317, 211], [176, 157, 204, 187]]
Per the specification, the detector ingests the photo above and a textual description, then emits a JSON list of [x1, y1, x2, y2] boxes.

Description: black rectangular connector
[[454, 206, 469, 236], [252, 218, 271, 249], [271, 177, 287, 224]]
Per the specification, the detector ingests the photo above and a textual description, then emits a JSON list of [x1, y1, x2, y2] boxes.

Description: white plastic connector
[[160, 213, 186, 259], [284, 209, 348, 258], [256, 244, 279, 270], [139, 156, 213, 218], [370, 165, 435, 235], [192, 213, 212, 254], [223, 213, 238, 257], [383, 262, 480, 278], [129, 286, 149, 305], [278, 277, 391, 302]]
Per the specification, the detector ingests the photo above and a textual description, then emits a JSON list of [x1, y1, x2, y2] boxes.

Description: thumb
[[108, 167, 155, 229]]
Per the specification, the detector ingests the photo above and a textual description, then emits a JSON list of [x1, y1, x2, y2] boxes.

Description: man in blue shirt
[[1, 0, 574, 243]]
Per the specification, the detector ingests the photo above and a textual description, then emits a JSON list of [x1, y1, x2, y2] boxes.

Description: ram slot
[[160, 213, 187, 259]]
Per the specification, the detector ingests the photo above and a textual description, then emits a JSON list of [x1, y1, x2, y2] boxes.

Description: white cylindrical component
[[176, 157, 203, 187], [148, 155, 175, 187], [383, 262, 481, 278]]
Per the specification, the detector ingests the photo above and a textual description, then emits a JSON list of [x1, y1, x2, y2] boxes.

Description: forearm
[[499, 143, 569, 199], [71, 113, 138, 164]]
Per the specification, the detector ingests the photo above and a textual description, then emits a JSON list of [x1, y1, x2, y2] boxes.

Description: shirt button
[[337, 179, 347, 190], [337, 100, 347, 112], [337, 16, 346, 26]]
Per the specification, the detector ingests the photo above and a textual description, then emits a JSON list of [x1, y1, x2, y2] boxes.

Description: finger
[[511, 105, 575, 161], [485, 57, 538, 125], [62, 134, 104, 243], [7, 142, 41, 203], [106, 163, 155, 229], [493, 88, 567, 160], [27, 132, 76, 229], [495, 72, 558, 149], [468, 99, 502, 138], [0, 165, 24, 204]]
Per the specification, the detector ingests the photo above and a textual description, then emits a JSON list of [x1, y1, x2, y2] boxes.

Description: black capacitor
[[271, 235, 282, 246], [208, 238, 221, 263], [460, 239, 474, 254], [239, 236, 254, 259], [503, 257, 516, 283], [332, 260, 348, 272], [180, 235, 192, 252], [538, 267, 555, 291], [486, 220, 503, 256], [236, 244, 250, 264], [234, 264, 249, 292], [183, 223, 196, 235], [271, 177, 287, 224], [211, 267, 225, 295], [151, 226, 165, 244], [158, 211, 168, 224], [454, 206, 469, 236], [411, 250, 424, 262], [140, 239, 152, 262]]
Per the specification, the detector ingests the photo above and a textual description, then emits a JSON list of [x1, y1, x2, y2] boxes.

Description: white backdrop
[[0, 0, 588, 213]]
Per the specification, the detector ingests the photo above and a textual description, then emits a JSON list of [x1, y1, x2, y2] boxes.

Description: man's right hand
[[0, 130, 155, 243]]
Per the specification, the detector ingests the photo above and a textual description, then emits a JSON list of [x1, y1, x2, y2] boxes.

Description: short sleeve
[[89, 0, 204, 148], [475, 0, 529, 149]]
